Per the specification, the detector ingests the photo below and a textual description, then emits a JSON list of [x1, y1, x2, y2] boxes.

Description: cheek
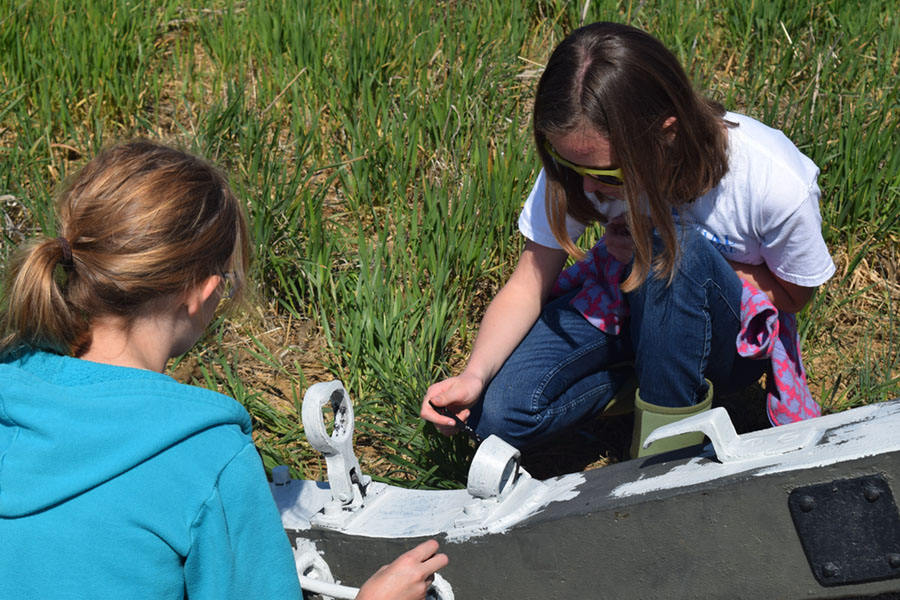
[[600, 186, 624, 200], [583, 178, 624, 199], [582, 175, 605, 193]]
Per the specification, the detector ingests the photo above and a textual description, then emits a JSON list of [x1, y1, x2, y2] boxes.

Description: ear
[[662, 116, 677, 142], [183, 274, 222, 317]]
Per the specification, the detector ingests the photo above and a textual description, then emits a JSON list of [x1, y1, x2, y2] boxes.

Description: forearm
[[727, 260, 815, 314], [460, 283, 546, 385], [461, 241, 567, 384], [422, 241, 567, 429]]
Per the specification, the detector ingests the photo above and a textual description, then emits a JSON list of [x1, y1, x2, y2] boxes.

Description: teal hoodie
[[0, 350, 300, 599]]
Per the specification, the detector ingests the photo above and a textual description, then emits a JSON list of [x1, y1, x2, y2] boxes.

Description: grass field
[[1, 0, 898, 488]]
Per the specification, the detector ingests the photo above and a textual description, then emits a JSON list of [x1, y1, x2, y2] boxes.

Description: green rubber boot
[[630, 380, 714, 458], [600, 366, 638, 418]]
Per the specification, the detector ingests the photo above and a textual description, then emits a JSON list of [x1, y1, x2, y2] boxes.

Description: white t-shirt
[[518, 112, 836, 288]]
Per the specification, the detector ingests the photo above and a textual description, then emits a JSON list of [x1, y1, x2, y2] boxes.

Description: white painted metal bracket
[[284, 380, 585, 541], [301, 381, 372, 513], [466, 434, 521, 499], [643, 406, 818, 463]]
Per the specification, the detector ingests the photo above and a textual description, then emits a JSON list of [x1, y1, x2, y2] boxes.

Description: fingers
[[421, 383, 451, 422], [430, 402, 464, 436], [420, 389, 459, 431], [607, 243, 634, 263], [355, 540, 449, 600], [421, 377, 479, 431], [423, 554, 450, 582], [406, 539, 440, 560], [404, 540, 449, 575], [603, 221, 634, 263], [424, 551, 450, 572]]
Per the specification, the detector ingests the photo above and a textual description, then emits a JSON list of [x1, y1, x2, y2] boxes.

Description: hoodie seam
[[186, 436, 257, 550], [0, 389, 21, 512]]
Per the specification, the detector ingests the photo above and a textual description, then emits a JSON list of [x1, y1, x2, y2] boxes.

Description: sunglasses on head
[[543, 140, 625, 187]]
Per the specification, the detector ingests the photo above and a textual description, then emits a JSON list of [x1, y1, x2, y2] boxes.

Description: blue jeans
[[627, 227, 768, 407], [470, 227, 767, 448], [467, 289, 633, 448]]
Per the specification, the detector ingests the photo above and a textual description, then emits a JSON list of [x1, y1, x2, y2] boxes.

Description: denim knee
[[468, 291, 631, 447], [625, 227, 744, 407]]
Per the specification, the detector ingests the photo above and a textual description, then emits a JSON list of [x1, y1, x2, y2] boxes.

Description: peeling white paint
[[611, 401, 900, 498]]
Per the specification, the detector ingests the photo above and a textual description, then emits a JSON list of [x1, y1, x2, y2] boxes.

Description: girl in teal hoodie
[[0, 141, 447, 599]]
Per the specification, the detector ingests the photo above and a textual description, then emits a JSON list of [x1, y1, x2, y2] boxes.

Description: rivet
[[799, 496, 815, 512], [888, 554, 900, 569], [822, 562, 839, 578], [863, 483, 881, 502]]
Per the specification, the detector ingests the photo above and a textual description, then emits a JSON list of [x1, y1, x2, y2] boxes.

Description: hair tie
[[56, 236, 74, 267]]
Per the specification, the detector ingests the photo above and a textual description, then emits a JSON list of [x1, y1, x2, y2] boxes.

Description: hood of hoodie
[[0, 350, 252, 518]]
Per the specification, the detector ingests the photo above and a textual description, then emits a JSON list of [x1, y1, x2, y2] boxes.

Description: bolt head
[[822, 562, 840, 578], [863, 483, 881, 502], [889, 554, 900, 569], [799, 495, 815, 512]]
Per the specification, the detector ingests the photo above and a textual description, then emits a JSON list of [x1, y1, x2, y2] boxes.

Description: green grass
[[1, 0, 898, 488]]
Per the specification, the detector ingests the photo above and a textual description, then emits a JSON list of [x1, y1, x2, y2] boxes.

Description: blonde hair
[[0, 140, 250, 357], [533, 22, 729, 291]]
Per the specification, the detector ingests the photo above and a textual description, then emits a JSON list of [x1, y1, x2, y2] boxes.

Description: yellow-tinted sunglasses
[[543, 140, 624, 187]]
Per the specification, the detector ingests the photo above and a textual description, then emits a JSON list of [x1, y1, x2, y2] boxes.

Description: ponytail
[[1, 237, 89, 356]]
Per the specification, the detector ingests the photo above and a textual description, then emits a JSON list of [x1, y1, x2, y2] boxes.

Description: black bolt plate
[[789, 475, 900, 586]]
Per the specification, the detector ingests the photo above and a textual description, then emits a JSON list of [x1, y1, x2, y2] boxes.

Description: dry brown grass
[[804, 240, 900, 412]]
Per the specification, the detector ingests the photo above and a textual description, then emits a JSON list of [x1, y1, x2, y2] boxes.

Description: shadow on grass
[[519, 382, 771, 480]]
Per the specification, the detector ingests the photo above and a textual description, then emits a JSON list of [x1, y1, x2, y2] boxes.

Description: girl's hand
[[356, 540, 449, 600], [420, 373, 483, 436], [605, 216, 634, 263]]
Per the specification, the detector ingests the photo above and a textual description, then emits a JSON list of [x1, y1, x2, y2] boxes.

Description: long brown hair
[[0, 140, 250, 357], [533, 22, 729, 291]]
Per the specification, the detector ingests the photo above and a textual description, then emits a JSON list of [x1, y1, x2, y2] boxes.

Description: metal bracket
[[295, 382, 581, 543], [642, 406, 817, 463], [301, 380, 371, 511], [466, 434, 522, 499], [789, 475, 900, 586]]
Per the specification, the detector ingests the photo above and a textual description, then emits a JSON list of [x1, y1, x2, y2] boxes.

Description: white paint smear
[[272, 471, 585, 542], [274, 401, 900, 542], [611, 401, 900, 498]]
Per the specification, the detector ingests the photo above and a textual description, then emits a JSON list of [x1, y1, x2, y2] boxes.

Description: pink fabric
[[551, 235, 629, 334], [551, 238, 820, 425], [737, 279, 820, 425]]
